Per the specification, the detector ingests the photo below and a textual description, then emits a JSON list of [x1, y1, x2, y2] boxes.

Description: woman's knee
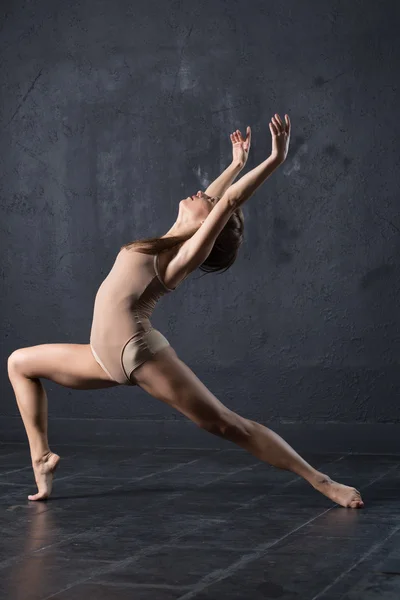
[[200, 412, 253, 441], [7, 349, 28, 376]]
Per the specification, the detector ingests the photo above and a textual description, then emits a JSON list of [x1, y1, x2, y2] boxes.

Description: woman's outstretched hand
[[269, 113, 291, 163], [230, 126, 251, 168]]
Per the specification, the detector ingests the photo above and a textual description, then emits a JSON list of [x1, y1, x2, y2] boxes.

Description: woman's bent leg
[[7, 343, 119, 500]]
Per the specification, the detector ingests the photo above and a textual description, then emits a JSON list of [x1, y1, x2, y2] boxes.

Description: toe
[[350, 498, 364, 508], [28, 492, 48, 501]]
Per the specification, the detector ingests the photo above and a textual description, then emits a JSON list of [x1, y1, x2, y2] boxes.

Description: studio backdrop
[[1, 0, 399, 451]]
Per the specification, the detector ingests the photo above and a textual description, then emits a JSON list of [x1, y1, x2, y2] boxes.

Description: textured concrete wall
[[1, 1, 400, 436]]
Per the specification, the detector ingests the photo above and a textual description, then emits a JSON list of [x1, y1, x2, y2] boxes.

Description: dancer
[[7, 113, 364, 508]]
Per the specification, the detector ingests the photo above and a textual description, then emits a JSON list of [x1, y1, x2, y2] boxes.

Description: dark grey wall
[[2, 0, 400, 448]]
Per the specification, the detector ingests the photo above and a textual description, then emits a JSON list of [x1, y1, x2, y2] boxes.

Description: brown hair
[[120, 205, 244, 276]]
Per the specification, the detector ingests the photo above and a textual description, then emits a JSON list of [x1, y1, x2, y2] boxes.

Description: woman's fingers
[[245, 126, 251, 149], [271, 116, 280, 131], [271, 116, 283, 133], [232, 117, 288, 145], [231, 127, 251, 146], [231, 130, 244, 143], [271, 113, 290, 135]]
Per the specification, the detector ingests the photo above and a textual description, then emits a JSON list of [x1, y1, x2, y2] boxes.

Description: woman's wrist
[[269, 152, 285, 166], [231, 159, 245, 171], [204, 161, 244, 198]]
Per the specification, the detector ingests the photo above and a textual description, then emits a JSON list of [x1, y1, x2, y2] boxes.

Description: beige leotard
[[90, 247, 184, 385]]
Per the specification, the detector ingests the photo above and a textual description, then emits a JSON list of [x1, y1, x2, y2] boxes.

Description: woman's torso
[[90, 248, 176, 352]]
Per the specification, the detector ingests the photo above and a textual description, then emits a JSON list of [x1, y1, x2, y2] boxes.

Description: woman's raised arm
[[204, 160, 243, 199], [204, 126, 252, 198], [226, 114, 291, 208]]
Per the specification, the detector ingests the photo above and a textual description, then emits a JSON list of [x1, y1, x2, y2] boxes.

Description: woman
[[7, 113, 364, 509]]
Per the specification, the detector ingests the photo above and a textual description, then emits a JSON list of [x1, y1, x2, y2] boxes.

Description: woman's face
[[180, 190, 216, 224]]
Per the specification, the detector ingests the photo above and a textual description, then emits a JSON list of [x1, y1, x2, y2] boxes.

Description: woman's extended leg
[[7, 343, 119, 501], [129, 346, 364, 509]]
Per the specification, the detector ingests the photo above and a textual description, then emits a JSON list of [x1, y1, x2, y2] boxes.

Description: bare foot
[[28, 451, 61, 501], [312, 473, 364, 508]]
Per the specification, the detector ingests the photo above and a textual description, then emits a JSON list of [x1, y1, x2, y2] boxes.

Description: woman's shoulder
[[117, 246, 155, 266]]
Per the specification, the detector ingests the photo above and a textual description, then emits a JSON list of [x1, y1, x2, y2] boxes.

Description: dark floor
[[0, 444, 400, 600]]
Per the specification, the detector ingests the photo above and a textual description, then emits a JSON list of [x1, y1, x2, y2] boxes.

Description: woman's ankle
[[310, 471, 332, 487], [32, 449, 52, 465]]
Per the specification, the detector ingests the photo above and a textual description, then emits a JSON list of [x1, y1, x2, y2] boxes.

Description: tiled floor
[[0, 442, 400, 599]]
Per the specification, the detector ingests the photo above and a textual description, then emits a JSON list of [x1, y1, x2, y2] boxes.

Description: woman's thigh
[[130, 346, 235, 427], [8, 343, 120, 390]]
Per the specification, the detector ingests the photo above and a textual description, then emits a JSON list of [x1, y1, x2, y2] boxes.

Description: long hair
[[120, 204, 244, 275]]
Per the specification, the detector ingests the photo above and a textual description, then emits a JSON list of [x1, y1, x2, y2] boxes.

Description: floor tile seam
[[173, 461, 400, 600], [25, 416, 205, 422], [153, 446, 238, 451], [326, 452, 400, 457], [126, 452, 261, 480], [82, 469, 237, 479], [61, 450, 226, 482], [129, 457, 213, 482], [0, 481, 28, 487], [162, 543, 262, 552], [0, 465, 32, 476], [0, 452, 30, 461], [87, 581, 194, 591], [163, 533, 384, 549], [309, 522, 400, 600], [97, 454, 294, 495], [358, 462, 400, 488]]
